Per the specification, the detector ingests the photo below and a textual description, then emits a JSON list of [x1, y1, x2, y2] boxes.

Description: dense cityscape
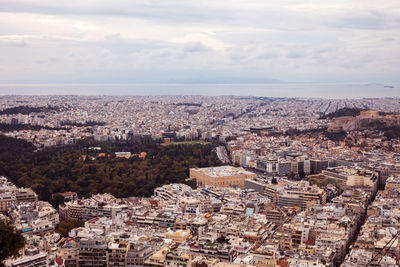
[[1, 95, 400, 266], [1, 0, 400, 265]]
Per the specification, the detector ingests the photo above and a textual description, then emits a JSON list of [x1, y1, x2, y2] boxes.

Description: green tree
[[185, 178, 197, 189], [216, 235, 230, 244], [56, 219, 85, 237], [0, 220, 25, 267], [49, 194, 65, 209], [0, 135, 222, 198]]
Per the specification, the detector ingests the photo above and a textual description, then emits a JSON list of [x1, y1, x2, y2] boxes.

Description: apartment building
[[78, 238, 108, 267]]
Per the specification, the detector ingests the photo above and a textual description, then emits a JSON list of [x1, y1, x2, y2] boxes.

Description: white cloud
[[0, 0, 399, 84]]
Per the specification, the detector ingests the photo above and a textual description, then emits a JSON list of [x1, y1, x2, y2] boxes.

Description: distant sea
[[0, 83, 398, 99]]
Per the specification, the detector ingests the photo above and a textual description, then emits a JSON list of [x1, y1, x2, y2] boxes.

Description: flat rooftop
[[191, 166, 255, 177]]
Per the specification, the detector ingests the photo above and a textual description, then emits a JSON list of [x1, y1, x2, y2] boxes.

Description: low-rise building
[[190, 166, 256, 188]]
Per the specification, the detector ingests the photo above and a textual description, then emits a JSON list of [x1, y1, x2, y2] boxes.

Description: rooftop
[[191, 166, 255, 177]]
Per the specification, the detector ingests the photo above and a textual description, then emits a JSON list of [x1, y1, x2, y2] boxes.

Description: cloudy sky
[[0, 0, 399, 84]]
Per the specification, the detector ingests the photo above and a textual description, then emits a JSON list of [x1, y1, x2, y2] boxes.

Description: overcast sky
[[0, 0, 399, 84]]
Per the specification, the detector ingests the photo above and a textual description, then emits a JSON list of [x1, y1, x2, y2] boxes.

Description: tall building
[[277, 161, 292, 175], [310, 159, 329, 174], [0, 177, 37, 212], [0, 192, 16, 213], [126, 242, 153, 267], [78, 238, 108, 267], [108, 242, 128, 267]]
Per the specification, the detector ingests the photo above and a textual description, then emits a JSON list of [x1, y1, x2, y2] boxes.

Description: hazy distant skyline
[[1, 1, 400, 86], [0, 83, 399, 99]]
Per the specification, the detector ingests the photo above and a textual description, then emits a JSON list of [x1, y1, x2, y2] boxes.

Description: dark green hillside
[[0, 105, 60, 115], [319, 108, 365, 120]]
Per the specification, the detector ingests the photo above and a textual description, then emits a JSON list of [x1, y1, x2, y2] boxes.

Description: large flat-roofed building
[[322, 167, 379, 194], [310, 159, 329, 174], [190, 166, 256, 187], [5, 251, 48, 267], [0, 192, 17, 212], [385, 176, 400, 190], [78, 238, 108, 267], [0, 176, 37, 212], [245, 178, 326, 210]]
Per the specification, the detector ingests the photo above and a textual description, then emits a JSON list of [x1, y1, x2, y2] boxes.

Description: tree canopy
[[0, 135, 221, 199], [319, 108, 365, 120], [0, 220, 25, 267], [0, 105, 60, 115], [56, 219, 85, 237]]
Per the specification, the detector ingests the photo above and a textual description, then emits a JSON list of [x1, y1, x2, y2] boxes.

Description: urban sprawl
[[1, 95, 400, 267]]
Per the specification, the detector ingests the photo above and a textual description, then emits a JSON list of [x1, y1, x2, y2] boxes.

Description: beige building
[[108, 242, 128, 267], [57, 239, 79, 267], [385, 176, 400, 190], [165, 230, 191, 244], [346, 173, 377, 188], [5, 251, 48, 267], [0, 185, 37, 213], [190, 166, 256, 187], [322, 167, 379, 193], [0, 193, 17, 212], [165, 251, 191, 267], [144, 246, 169, 266]]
